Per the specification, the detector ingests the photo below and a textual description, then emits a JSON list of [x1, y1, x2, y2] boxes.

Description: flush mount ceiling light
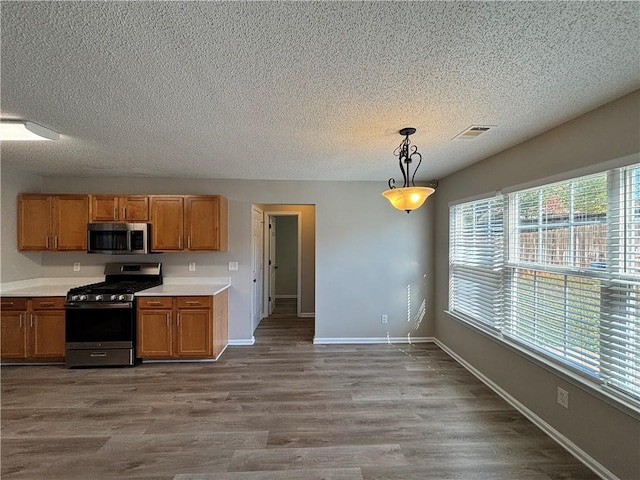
[[382, 127, 437, 213], [0, 120, 60, 141]]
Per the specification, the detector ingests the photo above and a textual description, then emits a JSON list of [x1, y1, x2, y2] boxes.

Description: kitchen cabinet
[[137, 292, 228, 360], [0, 297, 66, 362], [18, 194, 89, 251], [90, 195, 149, 222], [150, 195, 228, 252]]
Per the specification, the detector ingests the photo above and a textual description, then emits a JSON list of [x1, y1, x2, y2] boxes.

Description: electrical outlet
[[557, 387, 569, 409], [381, 314, 388, 324], [228, 262, 239, 271], [188, 262, 196, 272], [73, 262, 80, 272]]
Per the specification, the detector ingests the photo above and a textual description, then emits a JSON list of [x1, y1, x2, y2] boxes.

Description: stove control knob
[[95, 295, 103, 301], [79, 295, 88, 301], [118, 295, 125, 301], [111, 294, 118, 301], [71, 295, 80, 301]]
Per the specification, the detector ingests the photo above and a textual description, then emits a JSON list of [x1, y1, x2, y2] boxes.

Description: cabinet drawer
[[176, 296, 212, 309], [1, 298, 28, 311], [31, 297, 65, 310], [138, 297, 172, 309]]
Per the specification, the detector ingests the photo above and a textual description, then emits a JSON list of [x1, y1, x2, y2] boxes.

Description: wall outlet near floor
[[381, 314, 388, 324], [228, 261, 239, 271], [188, 262, 196, 272], [557, 387, 569, 409], [73, 262, 81, 272]]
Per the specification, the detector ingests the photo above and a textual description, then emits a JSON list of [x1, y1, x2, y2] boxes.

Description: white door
[[268, 215, 277, 315], [251, 206, 264, 330]]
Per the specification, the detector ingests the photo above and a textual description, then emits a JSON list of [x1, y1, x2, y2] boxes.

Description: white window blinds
[[449, 196, 504, 328], [448, 163, 640, 405]]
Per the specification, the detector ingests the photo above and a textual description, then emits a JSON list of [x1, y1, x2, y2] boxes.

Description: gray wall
[[1, 174, 434, 344], [434, 89, 640, 479], [0, 165, 43, 282], [274, 215, 299, 298]]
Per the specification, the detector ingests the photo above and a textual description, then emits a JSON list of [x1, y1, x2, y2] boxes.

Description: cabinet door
[[213, 289, 229, 358], [1, 311, 28, 359], [185, 196, 219, 251], [150, 196, 184, 251], [90, 195, 119, 221], [17, 194, 51, 250], [137, 309, 173, 357], [30, 311, 65, 359], [52, 195, 89, 250], [120, 196, 149, 221], [175, 309, 212, 357]]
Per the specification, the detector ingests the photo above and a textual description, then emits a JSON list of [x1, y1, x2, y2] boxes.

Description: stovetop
[[66, 262, 162, 304]]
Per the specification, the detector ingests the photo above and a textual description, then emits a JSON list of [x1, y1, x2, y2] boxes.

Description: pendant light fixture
[[382, 127, 437, 213]]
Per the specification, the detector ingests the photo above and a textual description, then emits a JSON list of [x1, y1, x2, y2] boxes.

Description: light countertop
[[1, 277, 231, 298]]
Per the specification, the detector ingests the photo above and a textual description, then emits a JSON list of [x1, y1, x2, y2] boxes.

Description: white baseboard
[[313, 336, 434, 345], [434, 339, 617, 480], [228, 337, 255, 346], [299, 312, 315, 318]]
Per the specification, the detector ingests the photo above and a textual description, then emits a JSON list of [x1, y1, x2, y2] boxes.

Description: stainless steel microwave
[[87, 223, 150, 254]]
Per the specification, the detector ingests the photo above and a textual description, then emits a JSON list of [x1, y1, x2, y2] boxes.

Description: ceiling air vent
[[453, 125, 495, 140]]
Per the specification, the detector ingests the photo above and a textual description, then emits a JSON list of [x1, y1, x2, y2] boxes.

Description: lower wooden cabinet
[[0, 297, 66, 362], [137, 292, 228, 360]]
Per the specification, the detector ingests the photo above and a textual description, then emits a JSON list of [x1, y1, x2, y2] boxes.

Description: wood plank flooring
[[1, 299, 598, 479]]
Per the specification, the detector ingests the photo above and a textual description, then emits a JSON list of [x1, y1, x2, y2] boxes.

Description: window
[[449, 164, 640, 406]]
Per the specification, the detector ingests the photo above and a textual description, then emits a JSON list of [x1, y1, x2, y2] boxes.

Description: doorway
[[264, 211, 302, 317]]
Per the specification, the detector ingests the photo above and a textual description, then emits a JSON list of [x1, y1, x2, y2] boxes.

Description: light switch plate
[[228, 261, 239, 271]]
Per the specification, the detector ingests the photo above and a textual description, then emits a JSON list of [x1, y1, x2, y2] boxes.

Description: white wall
[[434, 90, 640, 479], [0, 174, 435, 344]]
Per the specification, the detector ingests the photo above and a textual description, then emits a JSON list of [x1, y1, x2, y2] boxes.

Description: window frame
[[447, 162, 640, 414]]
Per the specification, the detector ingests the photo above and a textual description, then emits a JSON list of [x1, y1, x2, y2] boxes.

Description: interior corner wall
[[0, 163, 43, 282], [433, 89, 640, 479]]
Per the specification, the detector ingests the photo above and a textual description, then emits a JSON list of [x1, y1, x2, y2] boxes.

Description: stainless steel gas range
[[64, 263, 162, 367]]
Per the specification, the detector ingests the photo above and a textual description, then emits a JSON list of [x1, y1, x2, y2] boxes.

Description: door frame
[[262, 211, 302, 317], [250, 205, 264, 331]]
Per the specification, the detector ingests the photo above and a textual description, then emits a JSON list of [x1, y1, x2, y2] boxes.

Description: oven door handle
[[65, 302, 133, 309]]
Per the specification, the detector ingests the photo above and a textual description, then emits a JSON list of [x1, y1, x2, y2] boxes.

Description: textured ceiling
[[1, 1, 639, 182]]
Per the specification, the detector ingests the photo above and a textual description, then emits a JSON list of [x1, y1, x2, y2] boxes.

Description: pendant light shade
[[382, 185, 435, 212], [382, 127, 437, 213]]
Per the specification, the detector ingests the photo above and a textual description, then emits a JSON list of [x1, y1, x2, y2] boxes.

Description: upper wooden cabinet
[[18, 194, 89, 251], [150, 195, 228, 252], [90, 195, 149, 222]]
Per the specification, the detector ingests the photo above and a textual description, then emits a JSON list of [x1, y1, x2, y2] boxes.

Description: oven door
[[65, 302, 135, 349]]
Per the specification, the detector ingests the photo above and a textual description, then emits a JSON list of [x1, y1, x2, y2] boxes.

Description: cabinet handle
[[113, 207, 117, 220], [188, 236, 191, 249], [148, 301, 162, 306], [19, 313, 23, 328], [30, 314, 34, 328], [3, 301, 14, 307], [38, 302, 55, 307], [166, 313, 170, 327], [177, 313, 180, 325], [45, 236, 49, 249], [178, 236, 183, 249], [54, 236, 58, 249], [185, 301, 200, 305], [123, 207, 127, 219]]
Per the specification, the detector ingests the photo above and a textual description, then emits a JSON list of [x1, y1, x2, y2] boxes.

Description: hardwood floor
[[1, 299, 598, 479]]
